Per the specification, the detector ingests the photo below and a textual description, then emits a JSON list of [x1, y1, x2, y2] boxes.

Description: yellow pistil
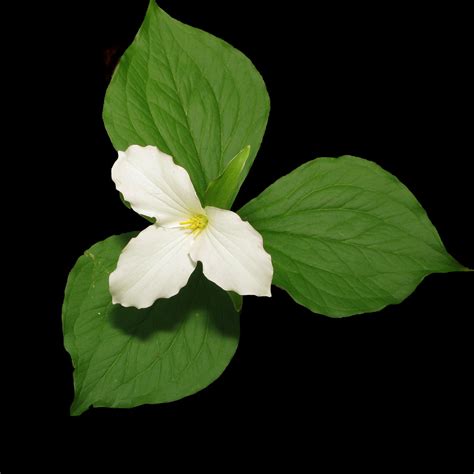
[[180, 213, 208, 236]]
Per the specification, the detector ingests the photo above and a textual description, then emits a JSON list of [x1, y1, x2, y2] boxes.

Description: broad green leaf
[[62, 233, 239, 416], [239, 156, 466, 317], [205, 145, 251, 208], [103, 1, 269, 203]]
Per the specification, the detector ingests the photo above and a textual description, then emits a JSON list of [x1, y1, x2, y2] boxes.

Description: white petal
[[110, 225, 196, 309], [190, 207, 273, 297], [112, 145, 203, 227]]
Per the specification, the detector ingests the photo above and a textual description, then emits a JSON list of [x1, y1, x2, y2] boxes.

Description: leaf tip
[[70, 398, 88, 417], [227, 291, 243, 312]]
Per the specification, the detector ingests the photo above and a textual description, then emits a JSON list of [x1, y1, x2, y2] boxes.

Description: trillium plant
[[62, 1, 469, 415]]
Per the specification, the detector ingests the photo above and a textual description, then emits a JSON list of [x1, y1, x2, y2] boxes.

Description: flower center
[[180, 213, 208, 236]]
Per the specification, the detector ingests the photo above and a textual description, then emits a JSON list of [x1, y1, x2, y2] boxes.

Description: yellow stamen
[[180, 213, 208, 236]]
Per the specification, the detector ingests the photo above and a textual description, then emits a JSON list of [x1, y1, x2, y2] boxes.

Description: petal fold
[[190, 207, 273, 297], [112, 145, 203, 226], [110, 225, 196, 308]]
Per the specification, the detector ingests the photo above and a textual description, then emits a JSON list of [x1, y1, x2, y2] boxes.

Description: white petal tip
[[252, 288, 272, 298], [224, 285, 272, 298], [110, 294, 155, 310]]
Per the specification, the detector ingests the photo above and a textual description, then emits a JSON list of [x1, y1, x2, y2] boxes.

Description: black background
[[35, 0, 472, 428]]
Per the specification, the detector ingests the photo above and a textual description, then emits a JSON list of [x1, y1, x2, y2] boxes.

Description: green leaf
[[239, 156, 465, 317], [103, 1, 269, 203], [205, 145, 251, 208], [62, 233, 239, 415]]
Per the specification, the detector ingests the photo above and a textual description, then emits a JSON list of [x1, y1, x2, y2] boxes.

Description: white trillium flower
[[109, 145, 273, 309]]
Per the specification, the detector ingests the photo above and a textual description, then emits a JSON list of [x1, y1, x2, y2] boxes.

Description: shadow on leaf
[[110, 264, 239, 341]]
